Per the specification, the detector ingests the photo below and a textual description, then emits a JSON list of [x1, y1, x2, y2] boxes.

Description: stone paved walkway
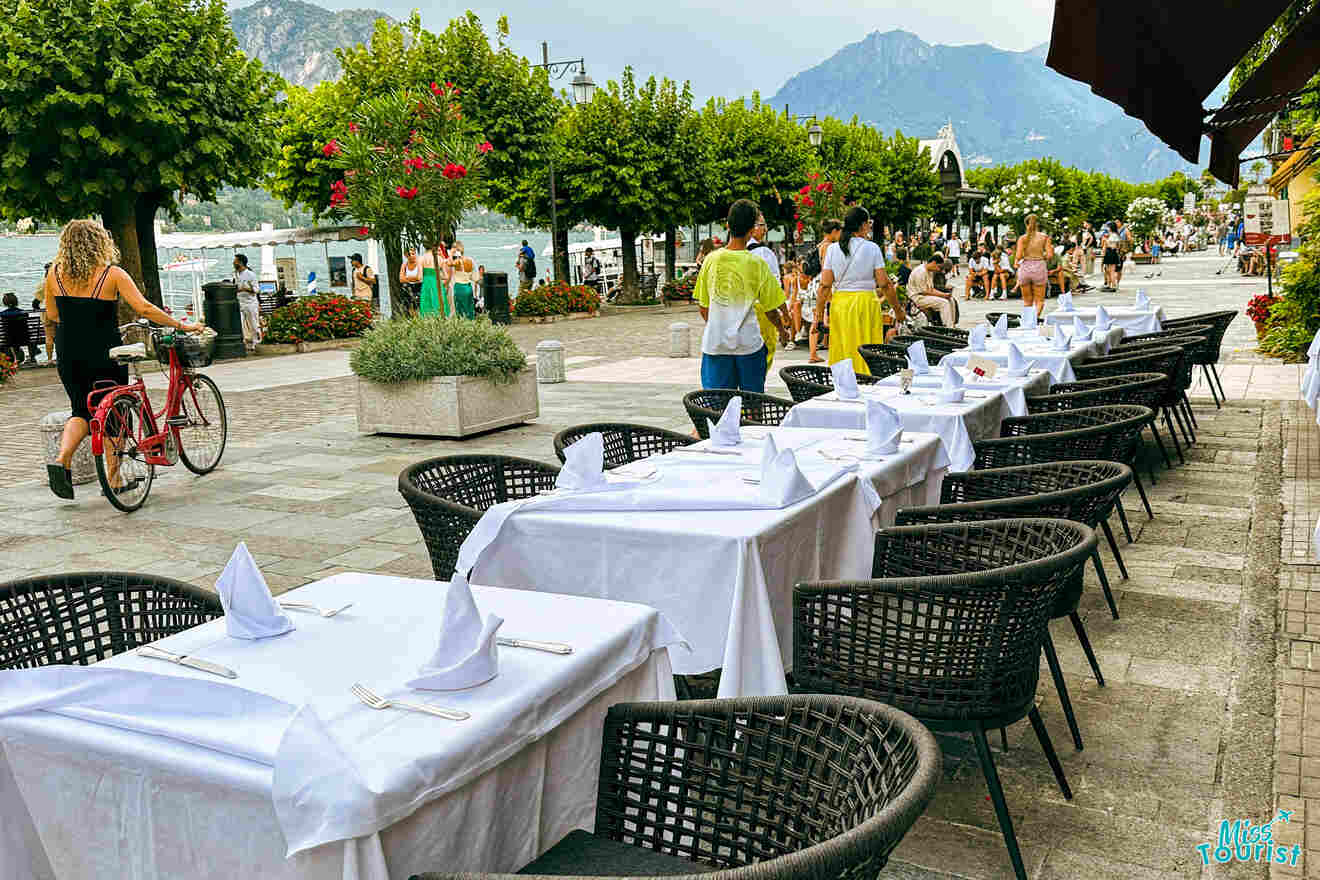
[[0, 249, 1298, 878]]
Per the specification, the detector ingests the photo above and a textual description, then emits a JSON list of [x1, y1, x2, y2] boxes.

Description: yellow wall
[[1288, 170, 1316, 234]]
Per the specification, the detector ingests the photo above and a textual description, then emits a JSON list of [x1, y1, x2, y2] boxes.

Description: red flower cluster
[[441, 163, 468, 180], [511, 282, 601, 318], [799, 184, 811, 195], [800, 195, 815, 208], [478, 141, 494, 154], [815, 182, 833, 193], [348, 122, 359, 134], [808, 172, 820, 180], [0, 352, 16, 385], [403, 156, 428, 174], [358, 226, 370, 237], [1246, 293, 1277, 324], [396, 185, 420, 199], [322, 139, 340, 157], [264, 295, 374, 345], [329, 179, 348, 207]]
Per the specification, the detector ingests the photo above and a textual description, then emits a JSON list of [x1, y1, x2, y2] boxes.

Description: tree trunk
[[664, 228, 677, 282], [104, 199, 144, 324], [618, 226, 639, 303], [135, 192, 165, 310], [382, 235, 405, 318]]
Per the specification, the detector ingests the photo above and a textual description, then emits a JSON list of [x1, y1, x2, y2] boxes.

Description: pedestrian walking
[[1014, 214, 1051, 316], [232, 253, 260, 352], [449, 243, 476, 319], [818, 206, 905, 374]]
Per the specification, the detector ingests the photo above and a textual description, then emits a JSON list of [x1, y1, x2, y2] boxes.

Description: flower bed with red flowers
[[511, 282, 602, 318], [662, 275, 696, 301], [0, 352, 16, 385], [265, 295, 374, 344], [1245, 293, 1277, 325]]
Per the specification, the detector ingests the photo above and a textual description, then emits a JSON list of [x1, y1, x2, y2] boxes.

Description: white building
[[918, 121, 988, 237]]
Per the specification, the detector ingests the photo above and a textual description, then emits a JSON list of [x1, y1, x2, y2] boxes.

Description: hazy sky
[[239, 0, 1057, 101]]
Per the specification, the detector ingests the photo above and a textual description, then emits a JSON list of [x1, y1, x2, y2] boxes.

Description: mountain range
[[229, 0, 392, 86]]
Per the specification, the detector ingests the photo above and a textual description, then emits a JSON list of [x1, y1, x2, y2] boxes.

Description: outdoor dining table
[[938, 332, 1098, 383], [1044, 304, 1165, 335], [780, 370, 1050, 470], [0, 574, 681, 880], [465, 426, 949, 699]]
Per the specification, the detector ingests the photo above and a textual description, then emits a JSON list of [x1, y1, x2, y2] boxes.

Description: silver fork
[[280, 601, 354, 618], [350, 683, 470, 720]]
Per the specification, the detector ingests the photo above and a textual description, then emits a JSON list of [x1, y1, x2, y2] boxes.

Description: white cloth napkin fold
[[758, 444, 816, 507], [406, 573, 503, 691], [1020, 306, 1038, 329], [1057, 292, 1074, 311], [708, 396, 742, 448], [992, 313, 1009, 339], [1005, 342, 1034, 375], [1304, 366, 1320, 410], [1095, 304, 1113, 331], [215, 543, 294, 640], [555, 431, 610, 491], [865, 398, 903, 455], [1134, 290, 1151, 310], [830, 359, 861, 400], [906, 340, 930, 375], [1072, 315, 1089, 338], [937, 362, 966, 403], [1308, 326, 1320, 360], [968, 324, 988, 351], [1051, 324, 1070, 352]]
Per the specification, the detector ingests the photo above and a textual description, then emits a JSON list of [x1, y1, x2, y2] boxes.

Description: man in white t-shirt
[[946, 234, 961, 277], [963, 249, 992, 299], [232, 253, 260, 352], [907, 254, 956, 327], [748, 213, 793, 349]]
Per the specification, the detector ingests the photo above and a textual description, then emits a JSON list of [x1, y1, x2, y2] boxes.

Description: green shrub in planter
[[350, 315, 527, 384], [265, 295, 373, 344]]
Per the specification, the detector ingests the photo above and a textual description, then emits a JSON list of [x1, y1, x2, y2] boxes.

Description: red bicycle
[[87, 321, 228, 512]]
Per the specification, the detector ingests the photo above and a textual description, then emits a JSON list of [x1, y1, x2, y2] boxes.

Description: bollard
[[40, 412, 96, 485], [669, 322, 690, 358], [536, 339, 565, 384]]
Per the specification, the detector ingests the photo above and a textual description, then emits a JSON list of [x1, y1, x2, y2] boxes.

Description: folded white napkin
[[758, 444, 816, 507], [708, 396, 742, 448], [992, 313, 1009, 339], [1094, 304, 1113, 331], [1308, 327, 1320, 360], [865, 398, 903, 455], [1072, 315, 1088, 338], [215, 543, 295, 640], [1134, 289, 1151, 310], [1303, 365, 1320, 409], [906, 340, 930, 375], [1020, 306, 1038, 329], [830, 359, 861, 400], [1005, 343, 1034, 375], [407, 573, 503, 691], [1057, 292, 1074, 311], [968, 324, 989, 351], [1051, 324, 1070, 351], [555, 431, 610, 491], [937, 362, 966, 403]]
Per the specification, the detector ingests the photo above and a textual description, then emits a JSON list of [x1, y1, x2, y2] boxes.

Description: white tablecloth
[[939, 335, 1096, 383], [469, 427, 948, 697], [0, 576, 679, 880], [1045, 306, 1164, 335]]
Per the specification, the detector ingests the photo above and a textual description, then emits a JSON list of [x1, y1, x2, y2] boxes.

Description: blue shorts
[[701, 346, 768, 393]]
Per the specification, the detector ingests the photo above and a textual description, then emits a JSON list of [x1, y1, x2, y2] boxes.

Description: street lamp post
[[534, 43, 595, 283]]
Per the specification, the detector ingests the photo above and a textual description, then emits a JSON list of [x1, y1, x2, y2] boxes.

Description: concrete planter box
[[356, 368, 539, 438], [256, 342, 299, 356], [297, 338, 361, 353], [512, 311, 599, 325], [600, 303, 666, 316]]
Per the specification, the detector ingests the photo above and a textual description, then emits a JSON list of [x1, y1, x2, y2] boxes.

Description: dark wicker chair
[[1162, 310, 1237, 405], [972, 404, 1153, 575], [553, 423, 695, 467], [916, 325, 969, 346], [890, 334, 957, 358], [779, 364, 885, 402], [399, 455, 560, 581], [793, 519, 1097, 880], [414, 696, 940, 880], [1110, 335, 1206, 447], [0, 572, 222, 669], [1073, 346, 1189, 465], [856, 347, 909, 377], [984, 311, 1022, 329], [682, 389, 796, 439], [894, 462, 1133, 751]]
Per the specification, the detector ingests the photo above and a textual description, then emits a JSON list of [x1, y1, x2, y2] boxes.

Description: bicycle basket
[[119, 323, 157, 357], [157, 329, 217, 368]]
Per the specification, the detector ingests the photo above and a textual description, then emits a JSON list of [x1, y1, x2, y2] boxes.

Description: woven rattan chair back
[[972, 404, 1153, 469], [889, 335, 956, 358], [1072, 345, 1181, 384], [916, 325, 970, 345], [857, 345, 919, 378], [1027, 372, 1167, 413], [553, 423, 695, 467], [779, 365, 884, 402], [0, 572, 222, 669], [1163, 311, 1236, 364], [682, 389, 796, 438], [793, 518, 1096, 723], [984, 312, 1021, 329], [399, 455, 560, 580]]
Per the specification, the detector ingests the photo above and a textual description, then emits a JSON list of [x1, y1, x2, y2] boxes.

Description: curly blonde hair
[[54, 220, 119, 283]]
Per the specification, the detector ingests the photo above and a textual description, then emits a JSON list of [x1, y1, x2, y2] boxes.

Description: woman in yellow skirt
[[815, 206, 905, 374]]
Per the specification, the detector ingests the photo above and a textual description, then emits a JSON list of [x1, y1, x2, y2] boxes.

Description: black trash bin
[[202, 281, 246, 360], [484, 271, 511, 325]]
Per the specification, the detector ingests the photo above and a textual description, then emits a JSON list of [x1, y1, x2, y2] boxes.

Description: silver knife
[[497, 637, 574, 655], [138, 645, 238, 679]]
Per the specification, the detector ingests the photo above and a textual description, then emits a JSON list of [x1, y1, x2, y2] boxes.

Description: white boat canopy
[[155, 225, 371, 250]]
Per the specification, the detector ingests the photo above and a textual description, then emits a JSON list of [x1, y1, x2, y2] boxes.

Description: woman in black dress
[[44, 220, 200, 499]]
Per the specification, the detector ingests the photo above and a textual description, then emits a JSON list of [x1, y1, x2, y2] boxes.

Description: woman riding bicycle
[[44, 220, 201, 499]]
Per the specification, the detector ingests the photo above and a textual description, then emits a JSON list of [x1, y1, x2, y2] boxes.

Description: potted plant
[[1246, 293, 1277, 340], [1126, 197, 1168, 265], [352, 315, 536, 437]]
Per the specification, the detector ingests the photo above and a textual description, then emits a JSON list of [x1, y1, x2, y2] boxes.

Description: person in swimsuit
[[43, 220, 201, 499], [398, 247, 423, 315], [449, 243, 476, 319], [1014, 214, 1052, 317]]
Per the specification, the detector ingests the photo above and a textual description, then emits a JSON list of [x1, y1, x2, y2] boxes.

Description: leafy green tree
[[875, 132, 941, 235], [0, 0, 281, 306], [635, 79, 708, 281]]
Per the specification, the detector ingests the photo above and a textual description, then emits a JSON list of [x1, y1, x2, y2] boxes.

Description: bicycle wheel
[[177, 373, 228, 475], [94, 396, 154, 513]]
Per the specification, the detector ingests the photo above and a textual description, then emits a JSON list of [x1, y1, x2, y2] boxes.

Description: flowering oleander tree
[[984, 173, 1057, 234], [791, 172, 850, 240], [1125, 196, 1172, 246], [323, 83, 489, 302]]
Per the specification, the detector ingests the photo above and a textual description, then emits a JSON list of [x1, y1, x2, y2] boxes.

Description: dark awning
[[1207, 3, 1320, 185], [1046, 0, 1293, 166]]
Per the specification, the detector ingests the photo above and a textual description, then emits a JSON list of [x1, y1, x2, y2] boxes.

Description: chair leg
[[1092, 548, 1120, 619], [1042, 631, 1084, 751], [1115, 498, 1134, 542], [1000, 727, 1010, 752], [1100, 518, 1130, 579], [1210, 362, 1228, 401], [1163, 409, 1186, 463], [1148, 421, 1173, 470], [1131, 470, 1154, 519], [972, 726, 1030, 880], [1172, 402, 1194, 446], [1182, 391, 1199, 430], [1068, 611, 1105, 687], [1027, 705, 1074, 800], [1202, 364, 1221, 408]]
